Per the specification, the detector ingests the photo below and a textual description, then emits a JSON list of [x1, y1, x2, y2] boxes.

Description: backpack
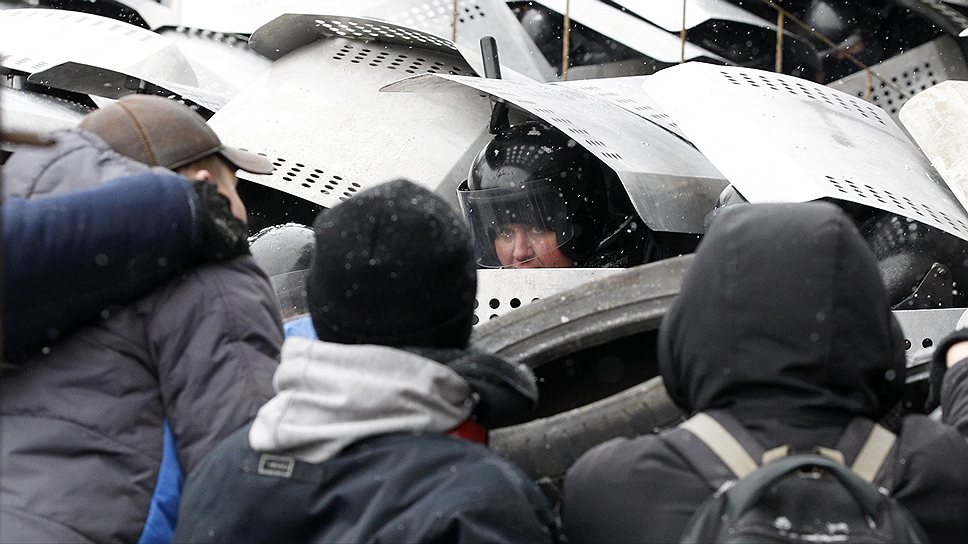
[[668, 411, 928, 544]]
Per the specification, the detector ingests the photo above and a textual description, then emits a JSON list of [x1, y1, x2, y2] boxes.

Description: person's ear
[[190, 169, 213, 182]]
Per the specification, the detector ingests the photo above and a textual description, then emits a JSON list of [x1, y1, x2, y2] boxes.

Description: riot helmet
[[804, 0, 884, 80], [513, 3, 564, 68], [457, 121, 607, 268], [249, 223, 315, 319]]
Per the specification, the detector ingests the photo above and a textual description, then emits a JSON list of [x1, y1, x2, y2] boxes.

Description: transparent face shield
[[458, 178, 573, 268], [270, 269, 310, 320]]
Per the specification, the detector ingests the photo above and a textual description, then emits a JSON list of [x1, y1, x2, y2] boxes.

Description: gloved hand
[[927, 309, 968, 411], [192, 180, 250, 261], [445, 350, 539, 428]]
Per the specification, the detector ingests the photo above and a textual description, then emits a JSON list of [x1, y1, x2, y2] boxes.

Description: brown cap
[[78, 95, 273, 175]]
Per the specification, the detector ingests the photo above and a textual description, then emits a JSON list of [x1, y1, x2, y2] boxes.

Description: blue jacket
[[3, 172, 203, 357]]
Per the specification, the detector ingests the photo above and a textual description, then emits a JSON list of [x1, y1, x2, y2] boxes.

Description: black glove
[[446, 351, 539, 428], [192, 181, 250, 261]]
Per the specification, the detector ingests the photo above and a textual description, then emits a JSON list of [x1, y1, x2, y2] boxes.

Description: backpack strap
[[665, 410, 765, 490], [832, 416, 898, 486], [680, 413, 759, 479], [850, 423, 896, 483]]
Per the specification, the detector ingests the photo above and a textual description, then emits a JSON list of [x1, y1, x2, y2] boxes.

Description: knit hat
[[78, 95, 273, 174], [308, 179, 478, 348]]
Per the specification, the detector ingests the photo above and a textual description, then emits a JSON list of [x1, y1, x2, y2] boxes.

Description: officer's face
[[494, 223, 574, 268]]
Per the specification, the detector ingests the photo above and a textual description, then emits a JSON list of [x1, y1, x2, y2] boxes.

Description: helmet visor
[[270, 269, 310, 319], [458, 178, 574, 268]]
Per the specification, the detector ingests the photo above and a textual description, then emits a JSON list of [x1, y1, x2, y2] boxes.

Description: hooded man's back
[[561, 203, 968, 544]]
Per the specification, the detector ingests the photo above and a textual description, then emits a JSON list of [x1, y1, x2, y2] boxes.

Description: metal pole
[[680, 0, 687, 64], [451, 0, 458, 42], [775, 11, 784, 73], [561, 0, 571, 79]]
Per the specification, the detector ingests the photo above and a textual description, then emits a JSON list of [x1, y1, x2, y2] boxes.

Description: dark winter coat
[[561, 203, 968, 544], [0, 130, 283, 543], [174, 338, 559, 544], [4, 172, 206, 357]]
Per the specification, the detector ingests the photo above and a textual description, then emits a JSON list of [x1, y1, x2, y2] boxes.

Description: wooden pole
[[562, 0, 571, 79], [451, 0, 458, 42], [775, 11, 784, 73], [680, 0, 687, 64]]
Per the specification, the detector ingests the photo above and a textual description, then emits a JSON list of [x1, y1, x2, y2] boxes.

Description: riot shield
[[900, 80, 968, 221], [383, 73, 728, 234], [160, 0, 553, 81], [829, 36, 968, 119], [207, 14, 490, 211], [0, 9, 230, 111], [641, 62, 968, 243]]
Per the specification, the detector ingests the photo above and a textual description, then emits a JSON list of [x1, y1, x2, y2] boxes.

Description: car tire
[[471, 256, 692, 482], [490, 375, 683, 483]]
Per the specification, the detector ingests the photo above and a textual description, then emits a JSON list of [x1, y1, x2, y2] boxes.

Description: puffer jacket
[[173, 338, 560, 543], [0, 130, 283, 543], [562, 203, 968, 544]]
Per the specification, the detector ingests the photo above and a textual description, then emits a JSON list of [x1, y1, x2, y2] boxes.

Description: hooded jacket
[[173, 337, 559, 544], [0, 130, 283, 543], [562, 203, 968, 544]]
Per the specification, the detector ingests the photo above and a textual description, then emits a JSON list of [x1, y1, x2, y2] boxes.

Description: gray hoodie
[[174, 339, 560, 544], [248, 337, 476, 463]]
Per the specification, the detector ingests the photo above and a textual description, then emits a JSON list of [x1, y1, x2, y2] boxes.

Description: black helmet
[[249, 223, 315, 318], [805, 0, 861, 45], [804, 0, 884, 79], [513, 4, 564, 67], [457, 121, 608, 268]]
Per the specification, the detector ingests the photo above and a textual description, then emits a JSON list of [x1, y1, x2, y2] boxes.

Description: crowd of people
[[2, 95, 968, 543]]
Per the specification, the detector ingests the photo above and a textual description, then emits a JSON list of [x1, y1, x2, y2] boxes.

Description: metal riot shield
[[474, 268, 621, 324], [900, 80, 968, 218], [157, 29, 272, 100], [0, 9, 230, 110], [829, 36, 968, 119], [207, 14, 490, 211], [383, 72, 729, 234], [641, 62, 968, 242], [162, 0, 553, 81]]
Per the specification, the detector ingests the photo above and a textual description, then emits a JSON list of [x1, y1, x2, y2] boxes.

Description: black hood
[[658, 203, 906, 426]]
